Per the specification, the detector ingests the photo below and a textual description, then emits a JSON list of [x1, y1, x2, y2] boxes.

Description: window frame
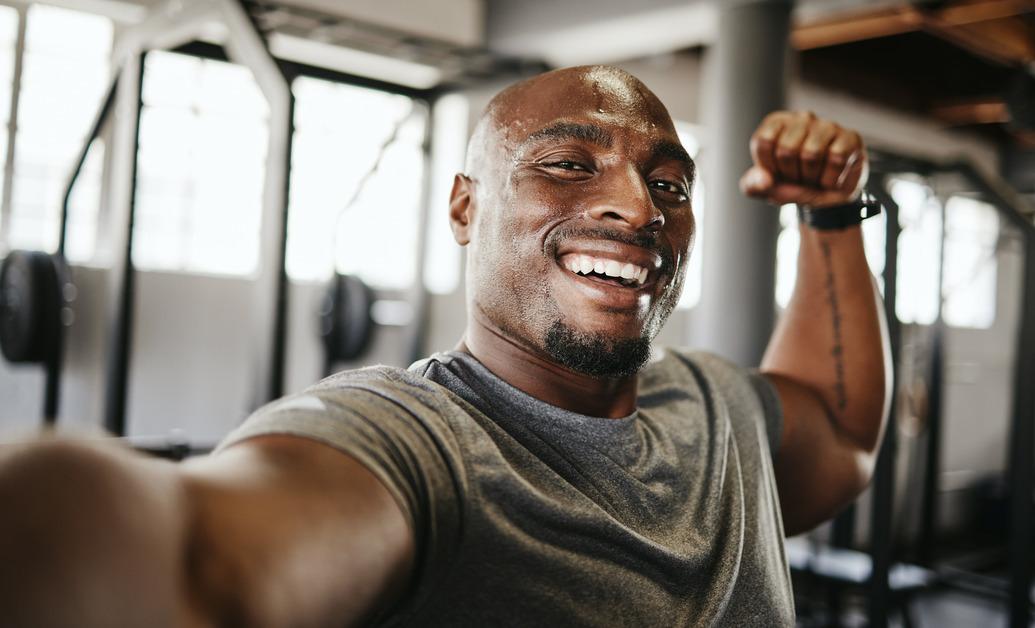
[[0, 1, 119, 260]]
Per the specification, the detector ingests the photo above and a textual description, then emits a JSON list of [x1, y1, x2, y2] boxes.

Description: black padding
[[319, 273, 374, 362], [0, 250, 66, 364]]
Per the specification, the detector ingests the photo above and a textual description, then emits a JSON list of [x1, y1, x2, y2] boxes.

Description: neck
[[458, 309, 639, 419]]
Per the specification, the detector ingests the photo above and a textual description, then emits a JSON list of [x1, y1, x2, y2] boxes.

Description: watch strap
[[798, 193, 882, 230]]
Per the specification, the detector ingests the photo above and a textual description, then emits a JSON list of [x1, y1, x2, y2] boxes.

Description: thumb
[[739, 166, 774, 198]]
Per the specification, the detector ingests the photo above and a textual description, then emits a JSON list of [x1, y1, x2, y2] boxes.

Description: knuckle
[[815, 120, 837, 136], [800, 149, 822, 165], [775, 146, 797, 162], [753, 132, 776, 146], [826, 150, 849, 166], [777, 134, 804, 151]]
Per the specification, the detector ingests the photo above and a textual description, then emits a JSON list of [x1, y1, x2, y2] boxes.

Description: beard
[[543, 319, 652, 378]]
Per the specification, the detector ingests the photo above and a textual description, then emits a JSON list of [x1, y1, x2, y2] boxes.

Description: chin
[[542, 320, 652, 379]]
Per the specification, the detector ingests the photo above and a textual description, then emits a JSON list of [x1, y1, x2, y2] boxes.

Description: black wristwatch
[[797, 193, 882, 230]]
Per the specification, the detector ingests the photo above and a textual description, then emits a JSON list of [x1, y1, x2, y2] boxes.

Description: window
[[287, 76, 425, 288], [4, 5, 112, 259], [774, 204, 800, 309], [942, 195, 998, 329], [0, 5, 17, 224], [891, 176, 942, 325], [772, 175, 997, 329], [423, 92, 467, 295], [133, 51, 269, 276], [675, 122, 703, 309]]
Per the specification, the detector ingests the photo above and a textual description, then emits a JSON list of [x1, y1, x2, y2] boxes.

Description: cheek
[[667, 208, 696, 251]]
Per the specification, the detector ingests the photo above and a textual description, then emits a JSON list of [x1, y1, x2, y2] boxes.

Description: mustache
[[546, 225, 676, 274]]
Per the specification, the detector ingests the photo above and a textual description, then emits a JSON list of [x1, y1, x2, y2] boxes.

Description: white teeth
[[564, 255, 649, 286], [579, 256, 594, 274]]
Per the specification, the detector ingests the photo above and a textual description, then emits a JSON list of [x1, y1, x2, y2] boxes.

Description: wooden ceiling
[[793, 0, 1035, 146]]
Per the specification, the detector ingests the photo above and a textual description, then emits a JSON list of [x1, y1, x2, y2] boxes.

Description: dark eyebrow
[[653, 140, 695, 174], [652, 140, 696, 185], [523, 122, 614, 149]]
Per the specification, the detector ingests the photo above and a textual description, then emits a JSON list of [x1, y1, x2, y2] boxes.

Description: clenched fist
[[739, 111, 867, 209]]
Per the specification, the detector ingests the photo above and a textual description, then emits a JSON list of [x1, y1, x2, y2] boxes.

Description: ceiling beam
[[923, 14, 1035, 64], [931, 98, 1011, 125], [793, 0, 1035, 64], [792, 6, 923, 49]]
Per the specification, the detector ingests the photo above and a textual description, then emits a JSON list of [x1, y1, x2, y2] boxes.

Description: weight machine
[[0, 0, 539, 453], [791, 150, 1035, 628]]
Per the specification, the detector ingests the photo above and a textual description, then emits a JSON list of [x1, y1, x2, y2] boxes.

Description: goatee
[[543, 320, 652, 378]]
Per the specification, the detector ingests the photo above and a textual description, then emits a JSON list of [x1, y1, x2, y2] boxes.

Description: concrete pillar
[[695, 0, 792, 367]]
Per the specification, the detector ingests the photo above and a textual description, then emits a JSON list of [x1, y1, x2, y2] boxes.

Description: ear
[[448, 173, 476, 246]]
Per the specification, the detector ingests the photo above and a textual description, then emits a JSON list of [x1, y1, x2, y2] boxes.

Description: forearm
[[0, 438, 204, 628], [762, 223, 891, 453]]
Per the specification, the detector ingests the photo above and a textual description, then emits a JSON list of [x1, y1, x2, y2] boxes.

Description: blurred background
[[0, 0, 1032, 625]]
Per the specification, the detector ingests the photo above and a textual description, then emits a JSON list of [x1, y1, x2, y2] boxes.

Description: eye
[[649, 179, 689, 202], [546, 160, 589, 172]]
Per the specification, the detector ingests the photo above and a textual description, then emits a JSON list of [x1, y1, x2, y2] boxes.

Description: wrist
[[797, 193, 881, 231]]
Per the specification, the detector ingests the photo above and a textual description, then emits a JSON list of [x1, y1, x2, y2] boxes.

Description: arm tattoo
[[820, 240, 848, 411]]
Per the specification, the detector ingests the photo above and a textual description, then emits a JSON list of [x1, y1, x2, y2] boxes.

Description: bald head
[[448, 64, 696, 380], [465, 65, 679, 181]]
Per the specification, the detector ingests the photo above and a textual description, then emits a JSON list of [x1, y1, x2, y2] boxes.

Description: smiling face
[[451, 66, 696, 378]]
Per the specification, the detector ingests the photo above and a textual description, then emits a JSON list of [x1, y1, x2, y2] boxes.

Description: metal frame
[[791, 151, 1034, 627], [866, 171, 903, 627], [863, 150, 1035, 628], [94, 0, 485, 433], [954, 162, 1035, 628], [100, 0, 297, 434], [102, 52, 144, 436], [39, 76, 120, 424], [61, 0, 540, 432], [0, 3, 26, 255]]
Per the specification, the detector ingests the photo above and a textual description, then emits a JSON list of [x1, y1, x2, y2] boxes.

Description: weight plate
[[0, 250, 65, 364], [319, 273, 375, 362]]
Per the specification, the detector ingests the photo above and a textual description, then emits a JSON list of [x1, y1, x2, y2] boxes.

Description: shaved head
[[450, 65, 696, 380], [465, 66, 680, 183]]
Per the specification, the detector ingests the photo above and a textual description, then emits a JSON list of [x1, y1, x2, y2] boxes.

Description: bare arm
[[741, 111, 892, 535], [0, 434, 414, 627]]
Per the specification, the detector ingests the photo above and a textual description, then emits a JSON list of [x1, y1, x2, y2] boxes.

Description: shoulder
[[217, 363, 468, 475], [645, 348, 783, 455]]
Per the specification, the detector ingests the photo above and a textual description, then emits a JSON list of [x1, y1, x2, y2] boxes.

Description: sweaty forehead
[[488, 66, 675, 148]]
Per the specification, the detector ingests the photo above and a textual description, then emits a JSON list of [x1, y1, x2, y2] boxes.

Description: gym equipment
[[792, 151, 1035, 628], [35, 0, 538, 439], [98, 0, 297, 435], [319, 273, 375, 368], [314, 108, 419, 374], [0, 250, 69, 364], [0, 74, 115, 422]]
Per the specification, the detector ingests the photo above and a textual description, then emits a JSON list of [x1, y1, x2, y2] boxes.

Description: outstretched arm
[[0, 434, 414, 627], [741, 111, 892, 536]]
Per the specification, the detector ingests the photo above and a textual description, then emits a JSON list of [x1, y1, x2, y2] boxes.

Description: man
[[0, 66, 889, 627]]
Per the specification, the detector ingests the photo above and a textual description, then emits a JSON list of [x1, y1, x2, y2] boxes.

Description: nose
[[585, 164, 665, 232]]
